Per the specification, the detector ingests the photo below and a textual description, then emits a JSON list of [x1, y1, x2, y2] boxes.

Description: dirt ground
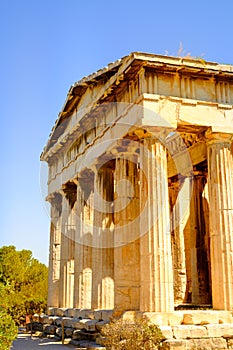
[[11, 331, 76, 349]]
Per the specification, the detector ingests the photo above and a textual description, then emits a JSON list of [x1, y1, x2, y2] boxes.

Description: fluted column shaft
[[59, 182, 77, 308], [140, 138, 174, 312], [83, 194, 93, 309], [92, 168, 114, 309], [169, 178, 189, 305], [189, 172, 211, 304], [114, 156, 140, 313], [59, 191, 70, 307], [73, 181, 83, 308], [101, 169, 114, 309], [47, 193, 62, 308], [92, 170, 104, 309], [206, 132, 233, 310], [74, 173, 94, 309]]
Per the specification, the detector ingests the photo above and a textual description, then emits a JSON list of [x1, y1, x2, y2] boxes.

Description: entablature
[[46, 91, 233, 184], [41, 53, 233, 163]]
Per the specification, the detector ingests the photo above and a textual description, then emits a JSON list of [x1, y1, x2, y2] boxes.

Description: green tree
[[0, 246, 48, 325], [25, 298, 47, 318], [0, 307, 18, 350]]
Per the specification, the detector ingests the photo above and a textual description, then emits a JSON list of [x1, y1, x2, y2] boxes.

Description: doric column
[[73, 171, 93, 309], [189, 170, 211, 305], [206, 131, 233, 310], [169, 177, 189, 305], [92, 166, 114, 309], [101, 167, 114, 309], [73, 180, 84, 308], [59, 189, 69, 308], [47, 192, 62, 308], [140, 137, 174, 312], [114, 156, 140, 313], [59, 182, 77, 308]]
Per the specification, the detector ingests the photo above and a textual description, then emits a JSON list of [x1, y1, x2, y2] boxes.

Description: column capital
[[46, 192, 62, 204], [205, 129, 233, 145], [46, 192, 62, 216]]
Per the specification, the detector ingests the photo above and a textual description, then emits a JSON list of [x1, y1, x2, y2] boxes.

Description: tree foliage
[[0, 307, 18, 350], [0, 246, 48, 325]]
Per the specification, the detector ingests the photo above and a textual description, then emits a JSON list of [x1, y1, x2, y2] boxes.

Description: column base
[[122, 310, 233, 326], [47, 307, 233, 326]]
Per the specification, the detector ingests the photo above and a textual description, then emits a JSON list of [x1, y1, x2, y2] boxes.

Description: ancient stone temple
[[41, 52, 233, 318]]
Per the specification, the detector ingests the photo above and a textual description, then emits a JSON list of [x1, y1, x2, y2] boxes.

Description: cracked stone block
[[72, 318, 91, 330], [54, 317, 63, 326], [95, 320, 109, 332], [47, 308, 55, 316], [160, 339, 188, 349], [41, 316, 53, 325], [182, 311, 219, 325], [67, 308, 76, 317], [62, 317, 73, 328], [85, 319, 98, 331], [160, 326, 173, 339], [93, 310, 114, 321], [186, 338, 227, 350], [205, 324, 233, 338], [56, 327, 62, 337], [56, 308, 68, 317], [172, 325, 208, 339], [44, 325, 56, 335], [72, 329, 82, 340], [189, 325, 208, 338], [74, 309, 94, 319], [172, 325, 191, 339], [65, 327, 73, 337], [218, 312, 233, 324]]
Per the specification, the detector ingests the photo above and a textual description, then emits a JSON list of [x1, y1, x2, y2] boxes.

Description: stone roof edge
[[132, 51, 233, 72], [41, 53, 134, 160], [53, 52, 233, 127], [71, 52, 233, 89], [41, 52, 233, 160]]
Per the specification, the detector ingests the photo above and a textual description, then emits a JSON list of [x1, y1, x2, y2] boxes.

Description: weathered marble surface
[[41, 53, 233, 317]]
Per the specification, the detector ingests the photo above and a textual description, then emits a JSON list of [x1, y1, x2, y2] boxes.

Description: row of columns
[[47, 131, 233, 312]]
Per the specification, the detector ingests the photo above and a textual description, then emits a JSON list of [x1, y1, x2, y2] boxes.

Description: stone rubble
[[28, 308, 233, 349]]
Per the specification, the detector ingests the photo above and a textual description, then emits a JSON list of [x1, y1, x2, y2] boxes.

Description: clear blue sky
[[1, 0, 233, 265]]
